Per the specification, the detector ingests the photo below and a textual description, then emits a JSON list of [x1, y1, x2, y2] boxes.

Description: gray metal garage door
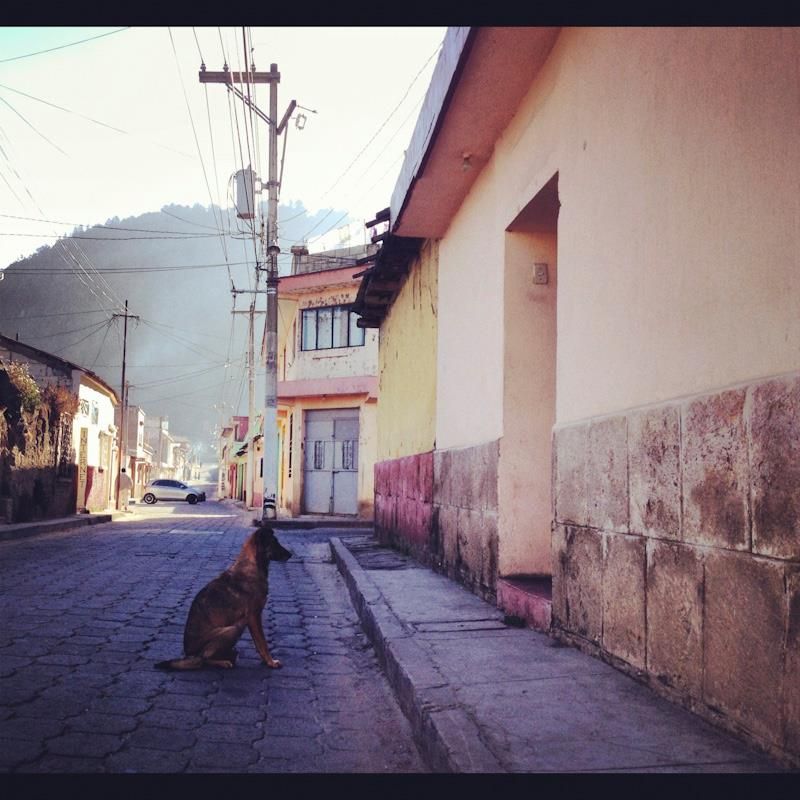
[[303, 408, 359, 515]]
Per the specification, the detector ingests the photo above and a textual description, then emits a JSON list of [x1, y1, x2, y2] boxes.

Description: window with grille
[[313, 441, 325, 469], [342, 440, 355, 470], [300, 305, 366, 351]]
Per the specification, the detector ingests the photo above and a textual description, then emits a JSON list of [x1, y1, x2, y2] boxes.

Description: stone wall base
[[553, 370, 800, 766], [375, 440, 500, 604]]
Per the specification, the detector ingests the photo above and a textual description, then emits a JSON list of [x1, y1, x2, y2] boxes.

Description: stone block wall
[[552, 371, 800, 764], [375, 451, 434, 556], [374, 440, 500, 603]]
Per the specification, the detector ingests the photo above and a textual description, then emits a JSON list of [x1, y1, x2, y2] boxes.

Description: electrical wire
[[49, 319, 114, 356], [139, 318, 227, 361], [1, 309, 114, 320], [0, 81, 193, 159], [306, 149, 406, 248], [0, 132, 123, 312], [192, 26, 238, 290], [0, 94, 68, 157], [0, 211, 224, 235], [167, 28, 230, 252], [134, 377, 233, 405], [160, 207, 226, 231], [131, 360, 239, 390], [4, 259, 249, 274], [0, 28, 130, 64], [1, 231, 222, 240], [89, 317, 115, 369], [293, 39, 442, 239], [22, 318, 112, 340], [220, 28, 260, 276]]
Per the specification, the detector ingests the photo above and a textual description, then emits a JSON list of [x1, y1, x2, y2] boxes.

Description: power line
[[1, 309, 115, 320], [0, 94, 68, 157], [48, 319, 114, 356], [0, 83, 127, 133], [219, 28, 261, 275], [134, 378, 232, 405], [306, 149, 406, 247], [0, 28, 130, 65], [167, 28, 229, 248], [1, 231, 222, 240], [139, 318, 227, 361], [22, 318, 113, 340], [89, 318, 114, 370], [0, 81, 193, 159], [0, 211, 223, 235], [0, 132, 124, 313], [4, 259, 250, 274], [192, 27, 205, 65], [288, 39, 442, 234]]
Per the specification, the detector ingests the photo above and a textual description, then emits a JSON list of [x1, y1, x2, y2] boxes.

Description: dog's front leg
[[247, 612, 282, 668]]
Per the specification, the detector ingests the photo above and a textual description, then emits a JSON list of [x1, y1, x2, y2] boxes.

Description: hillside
[[0, 202, 341, 453]]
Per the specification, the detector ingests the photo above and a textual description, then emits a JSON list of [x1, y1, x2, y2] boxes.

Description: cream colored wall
[[436, 163, 506, 450], [491, 26, 800, 425], [73, 383, 116, 465], [377, 240, 439, 460], [435, 28, 800, 431], [498, 231, 557, 576], [282, 286, 378, 383]]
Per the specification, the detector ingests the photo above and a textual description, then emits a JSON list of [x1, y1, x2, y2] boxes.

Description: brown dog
[[155, 526, 292, 670]]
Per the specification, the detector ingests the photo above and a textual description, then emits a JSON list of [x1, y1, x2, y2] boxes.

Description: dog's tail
[[154, 656, 204, 671]]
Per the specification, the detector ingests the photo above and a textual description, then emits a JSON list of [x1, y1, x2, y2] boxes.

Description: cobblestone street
[[0, 503, 425, 773]]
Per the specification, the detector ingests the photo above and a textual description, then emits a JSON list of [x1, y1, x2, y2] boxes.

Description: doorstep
[[496, 575, 552, 632]]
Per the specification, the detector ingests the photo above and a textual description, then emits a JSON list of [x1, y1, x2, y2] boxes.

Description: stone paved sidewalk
[[331, 535, 793, 773]]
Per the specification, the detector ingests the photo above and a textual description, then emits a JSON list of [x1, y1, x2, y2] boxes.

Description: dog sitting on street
[[155, 525, 292, 670]]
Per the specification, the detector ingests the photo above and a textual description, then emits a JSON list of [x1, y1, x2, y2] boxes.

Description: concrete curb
[[0, 513, 113, 542], [262, 518, 375, 530], [329, 537, 505, 773]]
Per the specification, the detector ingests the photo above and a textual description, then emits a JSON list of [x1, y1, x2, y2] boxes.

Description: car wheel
[[143, 493, 156, 505], [187, 494, 198, 505]]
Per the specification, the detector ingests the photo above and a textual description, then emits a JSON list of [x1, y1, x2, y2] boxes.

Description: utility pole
[[112, 300, 139, 511], [232, 288, 267, 510], [201, 55, 295, 523]]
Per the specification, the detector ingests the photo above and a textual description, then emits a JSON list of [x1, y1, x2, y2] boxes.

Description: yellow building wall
[[377, 239, 439, 461]]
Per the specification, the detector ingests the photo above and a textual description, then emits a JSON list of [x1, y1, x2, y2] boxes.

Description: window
[[90, 402, 99, 425], [300, 305, 365, 351], [342, 440, 355, 470], [313, 441, 325, 469]]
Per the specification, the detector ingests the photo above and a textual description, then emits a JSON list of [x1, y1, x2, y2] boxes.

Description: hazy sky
[[0, 26, 446, 269]]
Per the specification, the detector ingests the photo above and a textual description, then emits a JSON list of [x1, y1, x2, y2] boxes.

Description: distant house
[[218, 415, 248, 502], [143, 416, 178, 480], [251, 244, 379, 519], [354, 27, 800, 765], [0, 333, 119, 518], [116, 404, 152, 500]]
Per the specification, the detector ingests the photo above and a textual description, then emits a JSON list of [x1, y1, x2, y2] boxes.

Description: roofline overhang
[[390, 26, 561, 239], [352, 27, 560, 328], [278, 262, 373, 295], [389, 26, 476, 236], [351, 233, 423, 326]]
